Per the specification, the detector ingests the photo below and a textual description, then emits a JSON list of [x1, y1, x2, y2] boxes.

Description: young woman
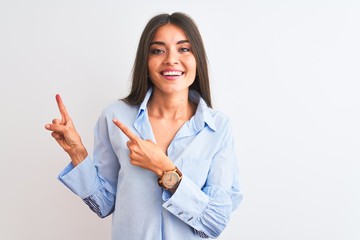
[[45, 12, 242, 239]]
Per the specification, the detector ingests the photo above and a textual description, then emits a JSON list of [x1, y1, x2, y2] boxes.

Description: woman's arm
[[45, 95, 119, 218], [161, 120, 243, 238], [113, 115, 242, 238]]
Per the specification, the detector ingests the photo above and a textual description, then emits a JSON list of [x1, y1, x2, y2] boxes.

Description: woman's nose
[[164, 49, 179, 65]]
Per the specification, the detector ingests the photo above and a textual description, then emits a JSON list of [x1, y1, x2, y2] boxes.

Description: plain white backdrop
[[1, 0, 359, 239]]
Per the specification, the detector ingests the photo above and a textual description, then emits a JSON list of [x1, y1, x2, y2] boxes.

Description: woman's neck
[[147, 89, 195, 121]]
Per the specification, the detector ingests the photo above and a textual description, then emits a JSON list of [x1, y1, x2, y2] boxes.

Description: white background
[[1, 0, 359, 239]]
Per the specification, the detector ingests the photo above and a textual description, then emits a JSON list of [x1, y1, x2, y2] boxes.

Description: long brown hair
[[123, 12, 212, 108]]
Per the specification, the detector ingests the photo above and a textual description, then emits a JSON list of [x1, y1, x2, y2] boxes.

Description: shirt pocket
[[180, 157, 212, 188]]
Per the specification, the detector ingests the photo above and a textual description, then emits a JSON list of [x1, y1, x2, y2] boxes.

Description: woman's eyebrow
[[150, 40, 190, 46], [177, 40, 189, 44]]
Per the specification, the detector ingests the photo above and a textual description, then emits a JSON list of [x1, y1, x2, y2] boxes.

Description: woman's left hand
[[113, 119, 175, 177]]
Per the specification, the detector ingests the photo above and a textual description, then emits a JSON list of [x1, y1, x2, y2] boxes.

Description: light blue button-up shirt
[[59, 89, 243, 239]]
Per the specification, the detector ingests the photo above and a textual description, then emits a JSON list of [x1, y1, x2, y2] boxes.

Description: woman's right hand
[[45, 94, 88, 166]]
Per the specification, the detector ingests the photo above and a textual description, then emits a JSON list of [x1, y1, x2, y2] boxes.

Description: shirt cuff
[[58, 156, 99, 199], [162, 175, 209, 224]]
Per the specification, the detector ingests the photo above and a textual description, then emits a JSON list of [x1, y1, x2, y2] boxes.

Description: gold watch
[[158, 167, 183, 190]]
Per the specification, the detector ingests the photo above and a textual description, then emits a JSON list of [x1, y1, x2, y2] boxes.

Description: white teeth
[[163, 71, 182, 76]]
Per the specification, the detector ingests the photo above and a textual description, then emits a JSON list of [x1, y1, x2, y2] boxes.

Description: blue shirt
[[59, 89, 243, 239]]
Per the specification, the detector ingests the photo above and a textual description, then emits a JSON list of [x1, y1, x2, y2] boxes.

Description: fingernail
[[45, 124, 50, 129], [113, 119, 117, 123]]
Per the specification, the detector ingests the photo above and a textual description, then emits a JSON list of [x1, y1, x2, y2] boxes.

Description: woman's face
[[148, 24, 197, 96]]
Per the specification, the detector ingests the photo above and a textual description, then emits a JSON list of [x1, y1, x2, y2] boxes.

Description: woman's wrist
[[68, 146, 88, 167], [155, 157, 175, 177]]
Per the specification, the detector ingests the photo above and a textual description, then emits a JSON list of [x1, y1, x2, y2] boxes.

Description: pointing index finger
[[113, 119, 139, 142], [55, 94, 70, 123]]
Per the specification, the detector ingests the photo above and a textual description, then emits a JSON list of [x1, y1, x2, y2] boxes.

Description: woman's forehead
[[151, 24, 189, 43]]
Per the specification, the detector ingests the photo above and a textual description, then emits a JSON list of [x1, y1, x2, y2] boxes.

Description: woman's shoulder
[[196, 95, 231, 127], [208, 107, 231, 123], [209, 107, 229, 118], [197, 103, 232, 133], [99, 99, 139, 118]]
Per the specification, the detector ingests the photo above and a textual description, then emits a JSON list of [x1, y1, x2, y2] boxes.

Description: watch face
[[163, 172, 180, 189]]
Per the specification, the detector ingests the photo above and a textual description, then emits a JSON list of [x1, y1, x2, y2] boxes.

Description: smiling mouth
[[162, 71, 184, 76]]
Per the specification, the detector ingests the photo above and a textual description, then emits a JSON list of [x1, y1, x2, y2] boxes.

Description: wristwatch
[[158, 167, 183, 190]]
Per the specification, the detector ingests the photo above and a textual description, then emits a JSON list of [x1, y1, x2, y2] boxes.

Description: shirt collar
[[135, 88, 216, 135], [188, 90, 216, 132], [137, 88, 153, 116]]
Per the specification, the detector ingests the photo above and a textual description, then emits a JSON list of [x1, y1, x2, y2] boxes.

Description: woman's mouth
[[161, 70, 184, 80], [162, 71, 184, 76]]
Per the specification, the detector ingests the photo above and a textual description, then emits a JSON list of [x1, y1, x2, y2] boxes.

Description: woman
[[45, 12, 242, 239]]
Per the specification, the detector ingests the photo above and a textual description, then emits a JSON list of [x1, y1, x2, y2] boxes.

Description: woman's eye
[[150, 49, 164, 55], [180, 47, 191, 52]]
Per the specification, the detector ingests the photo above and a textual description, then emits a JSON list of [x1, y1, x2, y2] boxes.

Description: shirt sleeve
[[162, 120, 243, 238], [58, 111, 120, 218]]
